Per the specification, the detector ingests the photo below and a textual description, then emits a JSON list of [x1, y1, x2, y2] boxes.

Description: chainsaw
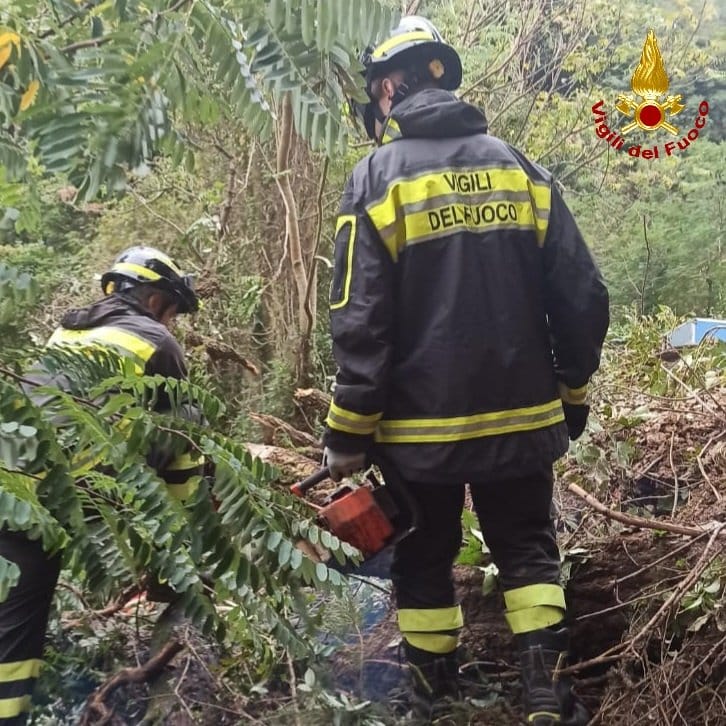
[[290, 458, 420, 562]]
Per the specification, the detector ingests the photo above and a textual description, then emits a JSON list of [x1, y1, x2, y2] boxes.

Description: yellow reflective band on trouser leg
[[398, 605, 463, 655], [0, 659, 42, 682], [166, 453, 205, 471], [504, 584, 566, 634], [0, 659, 39, 717], [0, 695, 32, 718], [404, 633, 459, 654], [165, 477, 201, 501]]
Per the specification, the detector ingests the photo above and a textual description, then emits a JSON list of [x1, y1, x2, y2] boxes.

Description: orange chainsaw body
[[318, 486, 395, 557]]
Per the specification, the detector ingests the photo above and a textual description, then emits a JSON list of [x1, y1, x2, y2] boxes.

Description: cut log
[[294, 387, 331, 422], [249, 411, 321, 450], [185, 331, 260, 375], [245, 443, 320, 485]]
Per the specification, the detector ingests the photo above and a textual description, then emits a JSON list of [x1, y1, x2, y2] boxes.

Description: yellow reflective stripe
[[504, 583, 566, 611], [0, 694, 32, 717], [111, 262, 162, 281], [381, 117, 402, 145], [146, 249, 182, 274], [403, 633, 458, 654], [372, 30, 434, 58], [528, 177, 551, 246], [504, 584, 565, 633], [0, 659, 42, 682], [326, 401, 382, 435], [166, 477, 200, 501], [330, 215, 357, 311], [329, 402, 382, 425], [398, 605, 463, 632], [558, 382, 588, 405], [366, 167, 551, 259], [166, 452, 205, 471], [506, 605, 564, 634], [49, 326, 156, 366], [376, 400, 564, 443], [529, 713, 560, 722]]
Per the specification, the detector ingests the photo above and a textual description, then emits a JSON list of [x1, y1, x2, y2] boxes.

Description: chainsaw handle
[[291, 468, 330, 497]]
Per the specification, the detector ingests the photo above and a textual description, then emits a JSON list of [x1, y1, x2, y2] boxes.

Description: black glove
[[562, 402, 589, 441]]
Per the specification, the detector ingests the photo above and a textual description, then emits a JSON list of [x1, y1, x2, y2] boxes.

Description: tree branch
[[80, 640, 184, 725], [566, 482, 719, 538]]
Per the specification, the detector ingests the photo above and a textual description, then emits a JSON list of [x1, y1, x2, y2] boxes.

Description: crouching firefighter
[[0, 246, 203, 724], [324, 15, 609, 725]]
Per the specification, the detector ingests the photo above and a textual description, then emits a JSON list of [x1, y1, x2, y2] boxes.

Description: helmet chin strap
[[374, 80, 411, 143]]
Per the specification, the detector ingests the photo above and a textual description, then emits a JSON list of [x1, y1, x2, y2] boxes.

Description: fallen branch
[[567, 482, 712, 538], [249, 411, 321, 450], [62, 584, 142, 630], [80, 640, 184, 725]]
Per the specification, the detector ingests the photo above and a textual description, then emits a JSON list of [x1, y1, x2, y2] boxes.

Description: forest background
[[0, 0, 724, 723]]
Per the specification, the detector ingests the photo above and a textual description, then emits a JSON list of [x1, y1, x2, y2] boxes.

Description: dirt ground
[[47, 385, 724, 726]]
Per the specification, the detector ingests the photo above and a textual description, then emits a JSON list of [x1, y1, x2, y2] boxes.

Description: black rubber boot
[[515, 627, 589, 726], [404, 641, 461, 723]]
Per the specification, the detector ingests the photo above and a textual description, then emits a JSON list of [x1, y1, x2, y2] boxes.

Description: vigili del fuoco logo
[[591, 29, 709, 159]]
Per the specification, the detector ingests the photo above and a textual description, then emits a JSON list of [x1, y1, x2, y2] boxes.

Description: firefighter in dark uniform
[[323, 16, 609, 725], [0, 246, 202, 724]]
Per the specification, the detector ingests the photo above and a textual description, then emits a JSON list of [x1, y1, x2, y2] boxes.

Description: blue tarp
[[668, 318, 726, 347]]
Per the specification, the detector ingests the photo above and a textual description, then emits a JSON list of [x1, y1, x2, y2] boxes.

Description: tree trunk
[[275, 93, 309, 334]]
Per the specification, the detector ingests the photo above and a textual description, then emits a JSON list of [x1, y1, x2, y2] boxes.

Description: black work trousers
[[0, 533, 61, 725], [391, 469, 561, 611]]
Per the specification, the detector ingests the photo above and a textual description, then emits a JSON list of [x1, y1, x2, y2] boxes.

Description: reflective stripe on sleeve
[[326, 402, 383, 436], [366, 166, 551, 259], [558, 382, 588, 405], [330, 215, 357, 311], [375, 400, 564, 443]]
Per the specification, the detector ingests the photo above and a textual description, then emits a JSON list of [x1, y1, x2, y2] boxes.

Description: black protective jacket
[[324, 88, 609, 483], [24, 295, 201, 493]]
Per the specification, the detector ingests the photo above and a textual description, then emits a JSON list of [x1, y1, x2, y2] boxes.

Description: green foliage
[[0, 261, 37, 329], [0, 266, 359, 657], [678, 562, 726, 635], [456, 509, 499, 595], [0, 0, 398, 217]]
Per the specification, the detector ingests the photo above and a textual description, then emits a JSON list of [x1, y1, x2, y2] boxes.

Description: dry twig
[[567, 482, 713, 538], [79, 640, 184, 725]]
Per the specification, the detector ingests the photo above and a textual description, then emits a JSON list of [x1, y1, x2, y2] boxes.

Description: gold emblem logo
[[615, 29, 685, 135]]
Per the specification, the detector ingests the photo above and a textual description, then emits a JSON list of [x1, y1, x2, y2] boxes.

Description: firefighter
[[323, 15, 609, 725], [0, 246, 202, 724]]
